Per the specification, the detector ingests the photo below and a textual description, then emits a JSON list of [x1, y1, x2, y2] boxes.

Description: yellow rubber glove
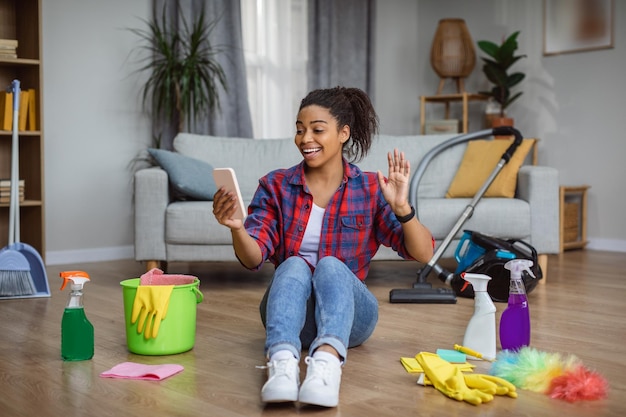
[[131, 285, 174, 339], [401, 357, 475, 373], [415, 352, 494, 406], [464, 374, 517, 398], [420, 372, 518, 399]]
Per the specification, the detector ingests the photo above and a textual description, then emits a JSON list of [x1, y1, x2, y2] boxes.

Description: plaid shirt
[[243, 159, 415, 281]]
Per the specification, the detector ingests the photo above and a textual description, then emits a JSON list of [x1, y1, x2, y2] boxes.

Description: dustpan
[[2, 242, 51, 298], [0, 80, 50, 299]]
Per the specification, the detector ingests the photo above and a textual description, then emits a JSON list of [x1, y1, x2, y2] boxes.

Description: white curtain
[[240, 0, 308, 139]]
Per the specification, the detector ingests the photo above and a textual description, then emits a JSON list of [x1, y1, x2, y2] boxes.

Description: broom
[[0, 80, 36, 297]]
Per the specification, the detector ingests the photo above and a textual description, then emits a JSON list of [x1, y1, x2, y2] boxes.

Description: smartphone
[[213, 167, 246, 220]]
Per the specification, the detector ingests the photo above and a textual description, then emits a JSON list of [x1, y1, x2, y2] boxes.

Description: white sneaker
[[260, 357, 300, 403], [298, 356, 342, 407]]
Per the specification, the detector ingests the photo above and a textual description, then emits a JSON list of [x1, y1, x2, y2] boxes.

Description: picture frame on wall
[[543, 0, 614, 56]]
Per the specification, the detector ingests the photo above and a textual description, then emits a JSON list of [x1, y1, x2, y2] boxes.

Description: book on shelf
[[0, 188, 24, 194], [0, 89, 37, 131], [0, 91, 11, 130], [18, 90, 29, 131], [0, 179, 25, 203], [27, 88, 37, 130], [0, 39, 18, 59], [0, 193, 25, 204], [0, 179, 25, 188], [0, 39, 18, 48]]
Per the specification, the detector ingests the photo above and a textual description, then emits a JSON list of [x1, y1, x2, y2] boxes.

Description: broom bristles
[[0, 248, 37, 297], [0, 270, 37, 296]]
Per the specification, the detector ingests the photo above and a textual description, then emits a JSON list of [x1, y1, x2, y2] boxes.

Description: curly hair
[[298, 86, 379, 162]]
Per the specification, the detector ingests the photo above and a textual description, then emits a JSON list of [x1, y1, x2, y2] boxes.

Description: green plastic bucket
[[120, 278, 203, 355]]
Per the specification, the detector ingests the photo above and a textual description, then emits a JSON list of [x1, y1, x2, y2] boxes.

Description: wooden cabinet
[[0, 0, 44, 258], [420, 93, 488, 134], [560, 185, 589, 252]]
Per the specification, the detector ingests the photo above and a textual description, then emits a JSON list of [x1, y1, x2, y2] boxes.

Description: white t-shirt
[[298, 203, 325, 266]]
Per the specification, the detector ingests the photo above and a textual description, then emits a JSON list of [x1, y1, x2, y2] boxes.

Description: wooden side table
[[560, 185, 590, 252], [420, 93, 488, 134]]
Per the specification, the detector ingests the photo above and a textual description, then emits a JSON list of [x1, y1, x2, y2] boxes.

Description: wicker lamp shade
[[430, 18, 476, 94]]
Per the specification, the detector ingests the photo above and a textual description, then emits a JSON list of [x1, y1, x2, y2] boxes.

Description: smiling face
[[295, 105, 350, 170]]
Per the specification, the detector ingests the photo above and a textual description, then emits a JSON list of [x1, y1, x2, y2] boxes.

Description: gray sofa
[[134, 132, 559, 273]]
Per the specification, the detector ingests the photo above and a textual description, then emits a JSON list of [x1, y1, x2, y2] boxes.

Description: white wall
[[41, 1, 625, 264], [375, 0, 626, 252], [42, 1, 151, 263]]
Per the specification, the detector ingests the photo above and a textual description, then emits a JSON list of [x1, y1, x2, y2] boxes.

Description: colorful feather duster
[[490, 347, 608, 402]]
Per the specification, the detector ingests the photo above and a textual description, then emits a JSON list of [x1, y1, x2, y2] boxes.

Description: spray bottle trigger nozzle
[[504, 259, 535, 279], [59, 271, 91, 290], [460, 272, 470, 292]]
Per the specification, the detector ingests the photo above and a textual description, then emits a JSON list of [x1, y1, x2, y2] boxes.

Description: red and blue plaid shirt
[[243, 159, 415, 281]]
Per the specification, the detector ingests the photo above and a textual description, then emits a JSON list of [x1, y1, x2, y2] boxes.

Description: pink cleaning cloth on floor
[[100, 362, 184, 381], [140, 268, 196, 285]]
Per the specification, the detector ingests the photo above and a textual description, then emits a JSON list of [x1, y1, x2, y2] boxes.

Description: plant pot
[[491, 116, 514, 139]]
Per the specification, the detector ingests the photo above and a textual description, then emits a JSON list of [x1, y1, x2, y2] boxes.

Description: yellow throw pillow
[[446, 139, 536, 198]]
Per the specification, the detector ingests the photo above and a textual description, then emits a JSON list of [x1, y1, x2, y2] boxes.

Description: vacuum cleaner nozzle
[[389, 265, 457, 303], [389, 287, 457, 304]]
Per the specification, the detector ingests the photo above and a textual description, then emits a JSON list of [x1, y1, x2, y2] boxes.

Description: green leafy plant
[[129, 4, 227, 137], [477, 31, 526, 117]]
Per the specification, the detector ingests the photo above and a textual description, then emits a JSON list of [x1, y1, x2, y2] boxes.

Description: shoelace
[[304, 357, 333, 385], [256, 359, 297, 381]]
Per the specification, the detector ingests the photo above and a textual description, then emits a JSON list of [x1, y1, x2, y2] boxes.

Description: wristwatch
[[395, 206, 415, 223]]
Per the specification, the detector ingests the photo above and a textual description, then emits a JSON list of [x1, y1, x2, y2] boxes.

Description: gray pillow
[[148, 148, 217, 200]]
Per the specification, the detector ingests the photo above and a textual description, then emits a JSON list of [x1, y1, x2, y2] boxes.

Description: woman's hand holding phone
[[212, 168, 246, 228]]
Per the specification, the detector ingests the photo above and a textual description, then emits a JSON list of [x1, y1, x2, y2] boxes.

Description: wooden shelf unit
[[0, 0, 44, 258], [420, 93, 488, 134], [560, 185, 589, 252]]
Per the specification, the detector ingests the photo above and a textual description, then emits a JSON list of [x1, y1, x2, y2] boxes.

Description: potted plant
[[477, 31, 526, 128], [129, 4, 227, 146]]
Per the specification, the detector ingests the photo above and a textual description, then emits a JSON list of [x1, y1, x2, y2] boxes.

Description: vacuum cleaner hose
[[492, 126, 523, 162]]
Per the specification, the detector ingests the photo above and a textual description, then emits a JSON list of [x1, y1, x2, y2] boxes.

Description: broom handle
[[9, 80, 21, 245]]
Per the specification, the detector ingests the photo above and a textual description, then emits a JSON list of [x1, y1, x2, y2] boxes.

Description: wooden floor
[[0, 250, 624, 416]]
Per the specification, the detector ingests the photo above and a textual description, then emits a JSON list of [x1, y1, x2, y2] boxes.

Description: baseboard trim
[[587, 238, 626, 253], [45, 246, 134, 266], [43, 239, 626, 266]]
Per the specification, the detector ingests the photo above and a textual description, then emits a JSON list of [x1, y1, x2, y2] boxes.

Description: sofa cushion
[[418, 197, 531, 240], [164, 198, 532, 248], [174, 133, 462, 201], [174, 134, 301, 200], [166, 201, 230, 245], [445, 139, 535, 198], [360, 134, 461, 198], [148, 148, 217, 200]]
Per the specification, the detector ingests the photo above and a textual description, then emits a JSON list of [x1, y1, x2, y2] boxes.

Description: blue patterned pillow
[[148, 148, 217, 200]]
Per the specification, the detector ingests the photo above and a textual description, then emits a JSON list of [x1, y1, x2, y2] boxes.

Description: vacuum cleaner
[[389, 126, 524, 304]]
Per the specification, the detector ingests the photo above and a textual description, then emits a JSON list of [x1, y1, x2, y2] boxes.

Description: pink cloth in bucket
[[140, 268, 196, 285], [100, 362, 184, 381]]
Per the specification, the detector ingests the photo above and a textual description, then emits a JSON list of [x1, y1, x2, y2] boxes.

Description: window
[[240, 0, 308, 138]]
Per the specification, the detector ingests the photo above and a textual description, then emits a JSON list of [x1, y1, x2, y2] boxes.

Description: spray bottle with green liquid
[[60, 271, 94, 361]]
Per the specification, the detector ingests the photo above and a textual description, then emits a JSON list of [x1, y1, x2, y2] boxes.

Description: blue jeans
[[259, 256, 378, 362]]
